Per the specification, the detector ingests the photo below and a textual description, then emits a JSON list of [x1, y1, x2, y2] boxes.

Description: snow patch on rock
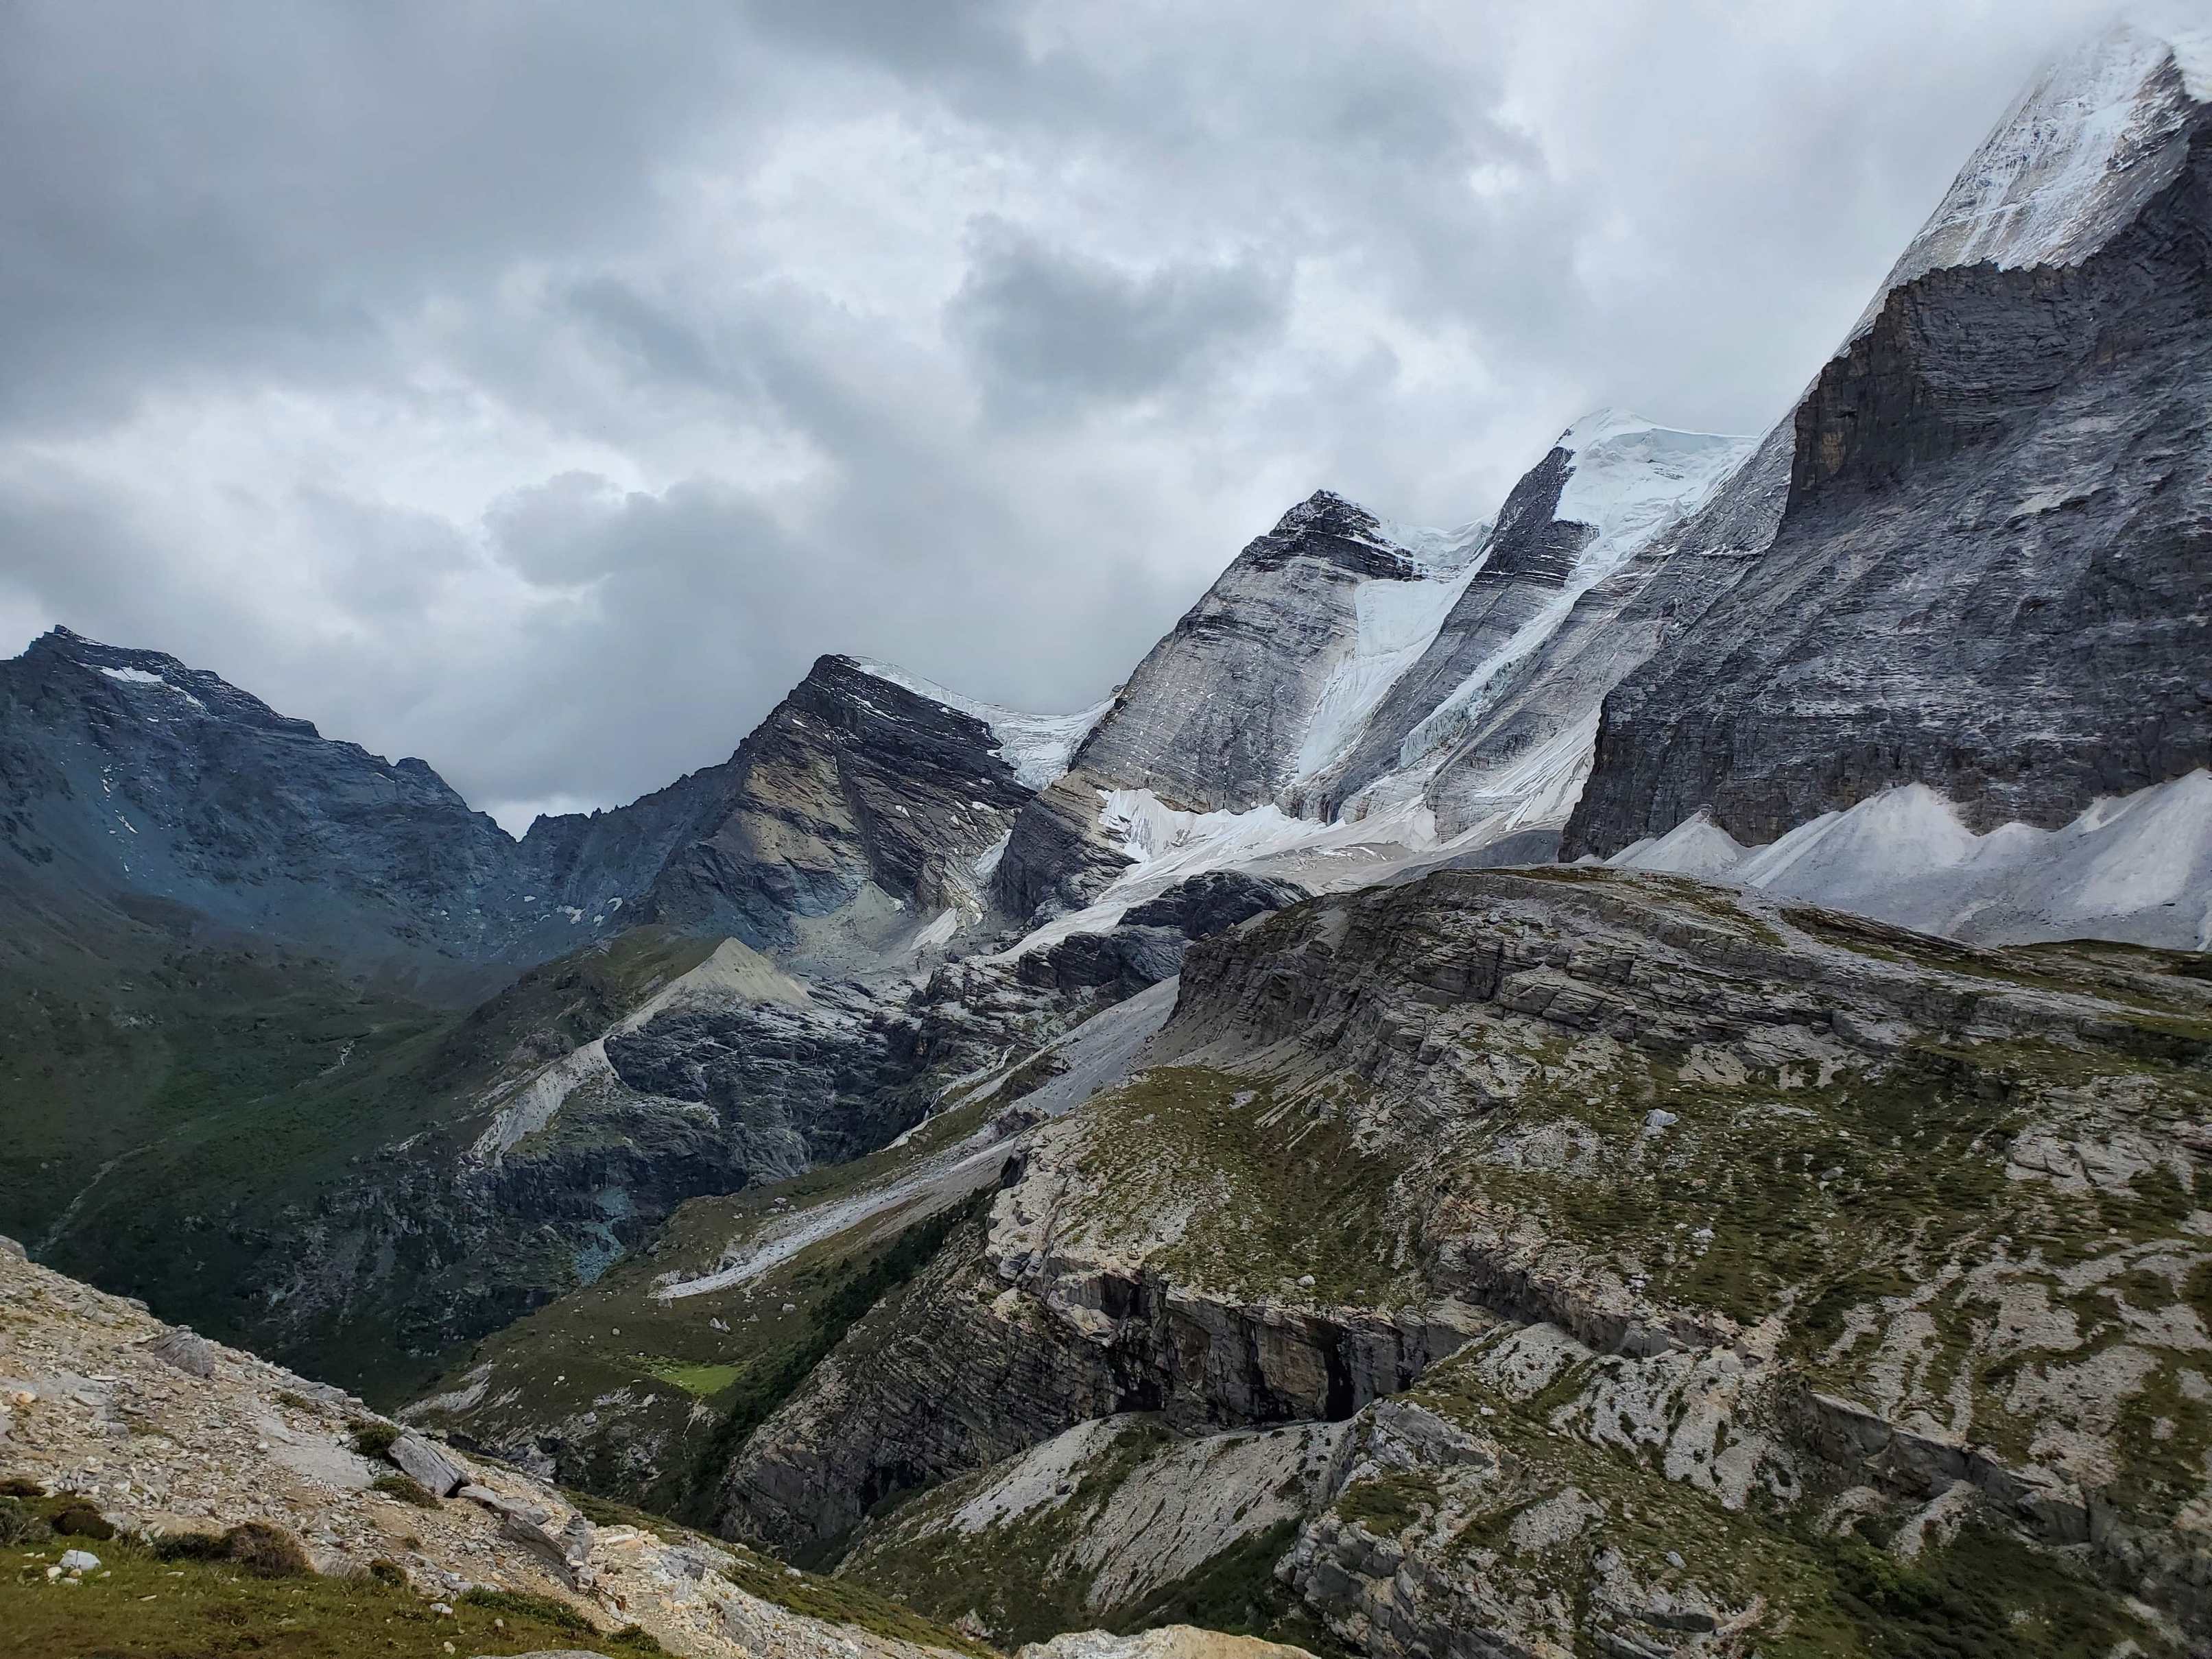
[[1611, 771, 2212, 951], [1388, 414, 1752, 777], [95, 663, 208, 711]]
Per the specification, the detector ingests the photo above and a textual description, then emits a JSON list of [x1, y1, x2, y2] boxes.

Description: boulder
[[388, 1431, 473, 1498], [140, 1329, 218, 1379]]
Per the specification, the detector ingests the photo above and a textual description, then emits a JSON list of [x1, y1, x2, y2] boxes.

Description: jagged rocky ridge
[[989, 414, 1759, 931]]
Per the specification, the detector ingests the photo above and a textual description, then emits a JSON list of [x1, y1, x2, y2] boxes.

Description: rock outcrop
[[0, 1243, 982, 1659], [1013, 871, 1309, 1003]]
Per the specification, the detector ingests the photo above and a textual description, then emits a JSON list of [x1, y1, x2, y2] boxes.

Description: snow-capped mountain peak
[[1849, 19, 2211, 341], [1549, 411, 1757, 578]]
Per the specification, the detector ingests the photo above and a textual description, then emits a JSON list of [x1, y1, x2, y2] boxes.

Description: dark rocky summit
[[990, 492, 1476, 921], [523, 653, 1035, 959], [0, 628, 536, 990], [1065, 491, 1423, 814]]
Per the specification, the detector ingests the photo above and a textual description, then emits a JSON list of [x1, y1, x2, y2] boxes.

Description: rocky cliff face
[[1060, 492, 1464, 816], [711, 866, 2212, 1652], [1567, 27, 2212, 857], [524, 654, 1044, 966]]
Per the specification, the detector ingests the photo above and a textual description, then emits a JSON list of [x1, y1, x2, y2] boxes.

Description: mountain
[[416, 863, 2212, 1653], [0, 634, 1113, 1392], [1566, 23, 2212, 863], [516, 652, 1089, 970], [390, 23, 2212, 1659], [989, 492, 1487, 920], [990, 416, 1753, 929], [1299, 410, 1755, 832], [0, 627, 537, 991], [0, 631, 1100, 990]]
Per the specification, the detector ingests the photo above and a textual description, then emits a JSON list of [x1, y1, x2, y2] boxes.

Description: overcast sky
[[0, 1, 2152, 831]]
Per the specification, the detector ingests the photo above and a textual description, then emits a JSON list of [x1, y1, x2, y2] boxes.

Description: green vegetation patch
[[0, 1530, 668, 1658], [637, 1357, 742, 1397], [720, 1544, 993, 1658], [1052, 1066, 1421, 1306], [4, 918, 723, 1404], [1334, 1470, 1443, 1538]]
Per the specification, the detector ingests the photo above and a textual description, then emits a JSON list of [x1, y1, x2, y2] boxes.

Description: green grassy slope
[[0, 873, 720, 1399]]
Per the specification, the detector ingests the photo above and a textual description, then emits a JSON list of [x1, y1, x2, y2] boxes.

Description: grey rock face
[[1014, 871, 1309, 1002], [1566, 59, 2212, 857], [1118, 870, 1308, 937], [532, 654, 1033, 957], [988, 772, 1137, 924], [0, 628, 536, 991], [1071, 491, 1424, 814], [1014, 924, 1188, 1004], [1409, 423, 1792, 842], [990, 494, 1472, 920], [390, 1431, 475, 1498], [1302, 451, 1582, 820]]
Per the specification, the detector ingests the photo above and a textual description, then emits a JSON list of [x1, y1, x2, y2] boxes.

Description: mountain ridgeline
[[5, 23, 2212, 1659], [1, 638, 1048, 994]]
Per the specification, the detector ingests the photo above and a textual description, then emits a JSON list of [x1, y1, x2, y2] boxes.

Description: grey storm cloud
[[949, 223, 1289, 416], [0, 0, 2145, 828]]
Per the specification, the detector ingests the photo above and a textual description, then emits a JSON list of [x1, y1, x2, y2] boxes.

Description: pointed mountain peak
[[819, 654, 1108, 791], [1850, 17, 2210, 341], [25, 624, 182, 672], [1266, 488, 1383, 541]]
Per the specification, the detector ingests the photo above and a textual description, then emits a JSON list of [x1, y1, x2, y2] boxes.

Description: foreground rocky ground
[[0, 1234, 1113, 1658]]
